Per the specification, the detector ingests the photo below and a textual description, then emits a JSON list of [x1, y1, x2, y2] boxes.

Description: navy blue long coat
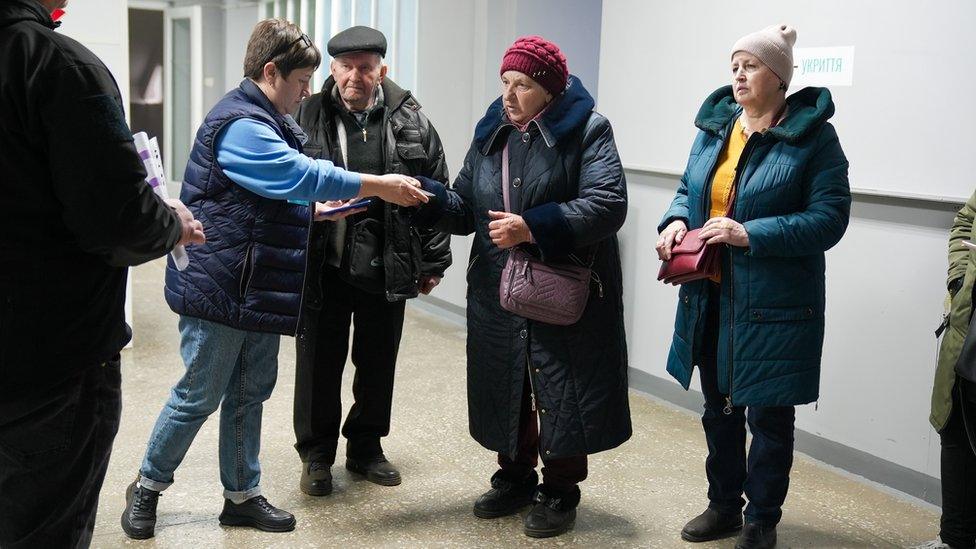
[[423, 76, 631, 459]]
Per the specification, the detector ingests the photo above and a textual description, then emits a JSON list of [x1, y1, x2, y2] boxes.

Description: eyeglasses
[[266, 33, 313, 64]]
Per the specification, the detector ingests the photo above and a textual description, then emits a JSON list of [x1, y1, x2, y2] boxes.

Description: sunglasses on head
[[266, 33, 313, 64]]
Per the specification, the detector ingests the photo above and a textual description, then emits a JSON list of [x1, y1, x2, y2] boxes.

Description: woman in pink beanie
[[656, 23, 851, 549], [411, 35, 630, 539]]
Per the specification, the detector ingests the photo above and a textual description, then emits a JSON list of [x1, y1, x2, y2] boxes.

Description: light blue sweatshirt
[[214, 117, 362, 202]]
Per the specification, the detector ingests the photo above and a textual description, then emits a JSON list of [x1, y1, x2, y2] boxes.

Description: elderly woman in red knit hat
[[414, 36, 630, 538]]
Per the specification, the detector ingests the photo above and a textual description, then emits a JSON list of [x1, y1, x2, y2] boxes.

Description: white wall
[[224, 3, 259, 93], [200, 6, 226, 109], [598, 0, 976, 202], [413, 0, 482, 308]]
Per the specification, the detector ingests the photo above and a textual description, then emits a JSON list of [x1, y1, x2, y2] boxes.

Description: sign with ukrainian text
[[791, 47, 855, 88]]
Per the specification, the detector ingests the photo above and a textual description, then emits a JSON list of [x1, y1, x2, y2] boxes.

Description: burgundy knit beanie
[[500, 35, 568, 96]]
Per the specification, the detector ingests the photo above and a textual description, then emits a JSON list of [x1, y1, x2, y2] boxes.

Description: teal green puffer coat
[[658, 85, 851, 407]]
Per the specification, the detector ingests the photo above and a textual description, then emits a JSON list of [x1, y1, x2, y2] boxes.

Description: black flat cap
[[327, 26, 387, 58]]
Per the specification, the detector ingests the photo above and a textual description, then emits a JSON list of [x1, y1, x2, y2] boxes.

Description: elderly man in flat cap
[[292, 25, 452, 496]]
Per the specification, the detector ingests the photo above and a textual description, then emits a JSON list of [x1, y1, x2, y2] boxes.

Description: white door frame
[[163, 5, 203, 182], [128, 0, 168, 10]]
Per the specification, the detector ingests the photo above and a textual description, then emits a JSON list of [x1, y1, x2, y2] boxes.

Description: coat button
[[535, 368, 540, 373], [683, 295, 690, 304], [519, 329, 527, 339], [752, 311, 762, 320], [540, 408, 547, 414], [545, 450, 551, 455], [805, 307, 814, 317], [512, 177, 521, 188], [522, 132, 530, 143]]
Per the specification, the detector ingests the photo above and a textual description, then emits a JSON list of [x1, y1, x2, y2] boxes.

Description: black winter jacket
[[295, 77, 451, 304], [0, 0, 181, 398], [420, 76, 631, 459]]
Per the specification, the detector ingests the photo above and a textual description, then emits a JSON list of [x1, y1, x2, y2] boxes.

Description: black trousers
[[699, 282, 796, 527], [941, 377, 976, 549], [497, 375, 588, 493], [294, 267, 406, 464], [0, 359, 122, 549]]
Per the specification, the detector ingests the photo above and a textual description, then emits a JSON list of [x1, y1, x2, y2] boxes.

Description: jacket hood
[[474, 74, 595, 154], [0, 0, 57, 29], [695, 85, 836, 144]]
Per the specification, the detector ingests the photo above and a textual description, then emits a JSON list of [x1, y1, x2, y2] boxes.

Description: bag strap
[[502, 142, 512, 213], [504, 128, 600, 268]]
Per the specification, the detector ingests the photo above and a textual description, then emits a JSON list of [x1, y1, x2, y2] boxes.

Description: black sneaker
[[120, 480, 160, 540], [735, 522, 777, 549], [522, 484, 580, 539], [218, 495, 296, 532], [681, 507, 743, 542], [473, 470, 538, 519], [345, 454, 402, 486], [299, 461, 333, 496]]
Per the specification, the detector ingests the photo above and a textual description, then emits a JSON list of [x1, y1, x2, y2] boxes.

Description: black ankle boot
[[120, 481, 160, 540], [522, 484, 580, 538], [681, 507, 743, 542], [735, 522, 777, 549], [473, 470, 538, 519], [218, 495, 296, 532]]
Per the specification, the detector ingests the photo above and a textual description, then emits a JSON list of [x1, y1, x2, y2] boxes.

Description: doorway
[[128, 7, 165, 161]]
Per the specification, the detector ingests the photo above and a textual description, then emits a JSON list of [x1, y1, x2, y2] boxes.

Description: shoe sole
[[681, 523, 743, 543], [345, 462, 402, 486], [218, 515, 297, 532], [300, 482, 334, 497], [524, 520, 575, 539], [472, 502, 530, 519], [121, 482, 155, 540], [120, 522, 155, 540]]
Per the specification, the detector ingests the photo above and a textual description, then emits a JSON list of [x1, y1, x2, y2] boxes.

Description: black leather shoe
[[345, 455, 402, 486], [523, 484, 580, 539], [472, 470, 538, 519], [218, 496, 296, 532], [300, 461, 333, 496], [735, 522, 777, 549], [121, 481, 160, 540], [681, 507, 743, 542]]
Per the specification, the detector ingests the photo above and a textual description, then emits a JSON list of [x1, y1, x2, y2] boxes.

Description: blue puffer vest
[[165, 79, 312, 336]]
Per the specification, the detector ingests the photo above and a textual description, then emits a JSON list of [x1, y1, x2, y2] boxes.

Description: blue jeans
[[139, 316, 280, 503], [699, 282, 796, 527]]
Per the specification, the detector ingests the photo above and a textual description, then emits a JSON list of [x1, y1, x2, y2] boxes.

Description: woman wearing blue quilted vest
[[120, 19, 429, 539], [656, 25, 851, 549]]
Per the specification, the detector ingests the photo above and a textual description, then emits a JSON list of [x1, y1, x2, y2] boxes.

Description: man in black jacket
[[292, 26, 451, 495], [0, 1, 204, 546]]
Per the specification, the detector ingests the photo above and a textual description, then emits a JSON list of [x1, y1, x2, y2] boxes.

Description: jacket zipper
[[526, 351, 537, 412], [294, 209, 314, 337], [723, 130, 762, 415], [466, 254, 480, 276], [694, 129, 726, 379]]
